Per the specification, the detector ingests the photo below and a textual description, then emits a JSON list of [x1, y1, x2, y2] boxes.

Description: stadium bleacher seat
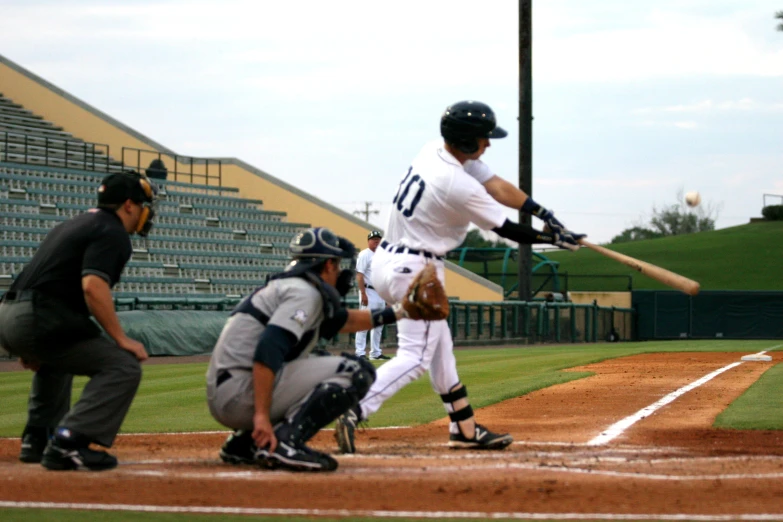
[[0, 91, 311, 300], [0, 162, 308, 299]]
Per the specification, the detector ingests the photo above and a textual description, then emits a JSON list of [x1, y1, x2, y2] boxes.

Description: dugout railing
[[112, 297, 635, 350], [3, 298, 636, 360]]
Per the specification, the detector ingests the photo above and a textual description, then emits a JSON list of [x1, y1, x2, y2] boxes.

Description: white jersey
[[355, 247, 375, 284], [383, 140, 507, 256]]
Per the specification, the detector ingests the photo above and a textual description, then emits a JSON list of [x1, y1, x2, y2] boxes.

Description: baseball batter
[[335, 100, 584, 453], [207, 227, 444, 472], [354, 230, 390, 360]]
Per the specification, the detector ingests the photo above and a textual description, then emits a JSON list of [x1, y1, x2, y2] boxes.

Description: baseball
[[685, 191, 701, 207]]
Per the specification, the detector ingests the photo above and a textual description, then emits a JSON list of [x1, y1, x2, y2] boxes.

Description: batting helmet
[[289, 227, 356, 260], [440, 100, 507, 154]]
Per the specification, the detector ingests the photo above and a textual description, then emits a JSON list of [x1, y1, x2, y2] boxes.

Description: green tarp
[[118, 310, 230, 356]]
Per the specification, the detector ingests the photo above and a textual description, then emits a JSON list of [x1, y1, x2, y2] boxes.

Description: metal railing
[[121, 147, 222, 187], [442, 300, 634, 344], [0, 132, 223, 188], [762, 193, 783, 208], [0, 131, 114, 172], [114, 297, 636, 346]]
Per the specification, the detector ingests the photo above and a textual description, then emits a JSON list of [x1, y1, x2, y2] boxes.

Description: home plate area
[[2, 351, 783, 519]]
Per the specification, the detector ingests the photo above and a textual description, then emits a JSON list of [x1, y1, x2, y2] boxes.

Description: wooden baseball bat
[[578, 239, 700, 296]]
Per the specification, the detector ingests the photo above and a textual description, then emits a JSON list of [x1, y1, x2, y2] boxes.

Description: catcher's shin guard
[[276, 358, 375, 447]]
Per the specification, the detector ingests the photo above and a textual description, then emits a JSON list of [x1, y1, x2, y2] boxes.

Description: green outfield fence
[[633, 290, 783, 340]]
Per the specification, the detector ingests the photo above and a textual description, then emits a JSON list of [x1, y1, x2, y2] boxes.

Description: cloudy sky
[[1, 0, 781, 243]]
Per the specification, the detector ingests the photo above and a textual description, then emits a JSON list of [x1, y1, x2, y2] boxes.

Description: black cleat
[[448, 424, 513, 450], [219, 430, 258, 465], [369, 354, 391, 360], [41, 439, 118, 471], [19, 432, 48, 464], [334, 405, 360, 454], [257, 441, 338, 472]]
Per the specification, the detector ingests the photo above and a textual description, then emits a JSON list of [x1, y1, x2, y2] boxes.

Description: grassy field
[[715, 361, 783, 429], [459, 222, 783, 292], [1, 340, 780, 437], [1, 340, 781, 522]]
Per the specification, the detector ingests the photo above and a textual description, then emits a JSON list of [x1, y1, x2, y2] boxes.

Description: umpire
[[0, 170, 157, 471]]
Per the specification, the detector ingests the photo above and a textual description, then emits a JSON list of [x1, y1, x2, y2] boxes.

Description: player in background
[[354, 230, 391, 361], [334, 100, 584, 454]]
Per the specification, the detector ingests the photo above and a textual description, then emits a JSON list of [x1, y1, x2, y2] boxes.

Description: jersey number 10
[[393, 167, 426, 218]]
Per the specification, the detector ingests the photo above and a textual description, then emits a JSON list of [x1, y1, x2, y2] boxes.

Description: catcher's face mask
[[336, 268, 354, 297], [135, 176, 158, 237]]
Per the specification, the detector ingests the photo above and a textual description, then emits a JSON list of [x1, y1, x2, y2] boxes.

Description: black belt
[[380, 240, 443, 261], [366, 285, 375, 291]]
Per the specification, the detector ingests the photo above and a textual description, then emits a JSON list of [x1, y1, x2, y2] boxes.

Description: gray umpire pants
[[0, 298, 142, 448], [207, 355, 359, 432]]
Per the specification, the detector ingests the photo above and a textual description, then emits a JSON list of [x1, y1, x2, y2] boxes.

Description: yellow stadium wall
[[0, 55, 503, 302], [0, 61, 163, 158], [569, 292, 631, 308]]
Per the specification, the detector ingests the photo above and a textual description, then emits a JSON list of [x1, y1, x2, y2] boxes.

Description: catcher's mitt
[[401, 265, 449, 321]]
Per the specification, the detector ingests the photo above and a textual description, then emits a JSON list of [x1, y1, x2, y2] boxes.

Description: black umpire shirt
[[10, 208, 132, 317]]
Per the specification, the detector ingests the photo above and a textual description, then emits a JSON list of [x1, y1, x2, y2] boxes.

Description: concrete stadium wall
[[570, 291, 632, 308], [0, 54, 503, 302], [0, 56, 172, 158]]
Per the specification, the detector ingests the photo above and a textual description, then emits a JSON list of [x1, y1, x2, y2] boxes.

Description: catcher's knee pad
[[440, 385, 474, 423], [340, 352, 376, 398]]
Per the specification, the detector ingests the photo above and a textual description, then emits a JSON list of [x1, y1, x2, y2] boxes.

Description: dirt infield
[[2, 351, 783, 519]]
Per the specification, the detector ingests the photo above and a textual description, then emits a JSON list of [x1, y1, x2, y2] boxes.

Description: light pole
[[517, 0, 533, 302]]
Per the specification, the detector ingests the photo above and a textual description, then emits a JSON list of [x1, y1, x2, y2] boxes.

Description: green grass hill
[[459, 221, 783, 293]]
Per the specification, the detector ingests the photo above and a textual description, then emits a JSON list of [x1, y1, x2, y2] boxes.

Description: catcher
[[206, 227, 445, 472]]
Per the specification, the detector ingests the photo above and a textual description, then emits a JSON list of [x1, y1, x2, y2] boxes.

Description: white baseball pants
[[359, 247, 459, 419], [354, 287, 385, 358]]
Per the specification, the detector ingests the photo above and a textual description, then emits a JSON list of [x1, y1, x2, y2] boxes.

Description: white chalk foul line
[[588, 362, 743, 446], [2, 501, 783, 520], [116, 463, 783, 482]]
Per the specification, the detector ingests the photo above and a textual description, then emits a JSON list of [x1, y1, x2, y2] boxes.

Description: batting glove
[[539, 229, 585, 252], [544, 214, 567, 235], [553, 232, 581, 252], [521, 198, 565, 229]]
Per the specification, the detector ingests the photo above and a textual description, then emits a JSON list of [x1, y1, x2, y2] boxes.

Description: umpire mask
[[135, 176, 159, 237]]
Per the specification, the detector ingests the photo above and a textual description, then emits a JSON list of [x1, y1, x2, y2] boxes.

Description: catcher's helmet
[[440, 100, 507, 154], [289, 227, 356, 260]]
